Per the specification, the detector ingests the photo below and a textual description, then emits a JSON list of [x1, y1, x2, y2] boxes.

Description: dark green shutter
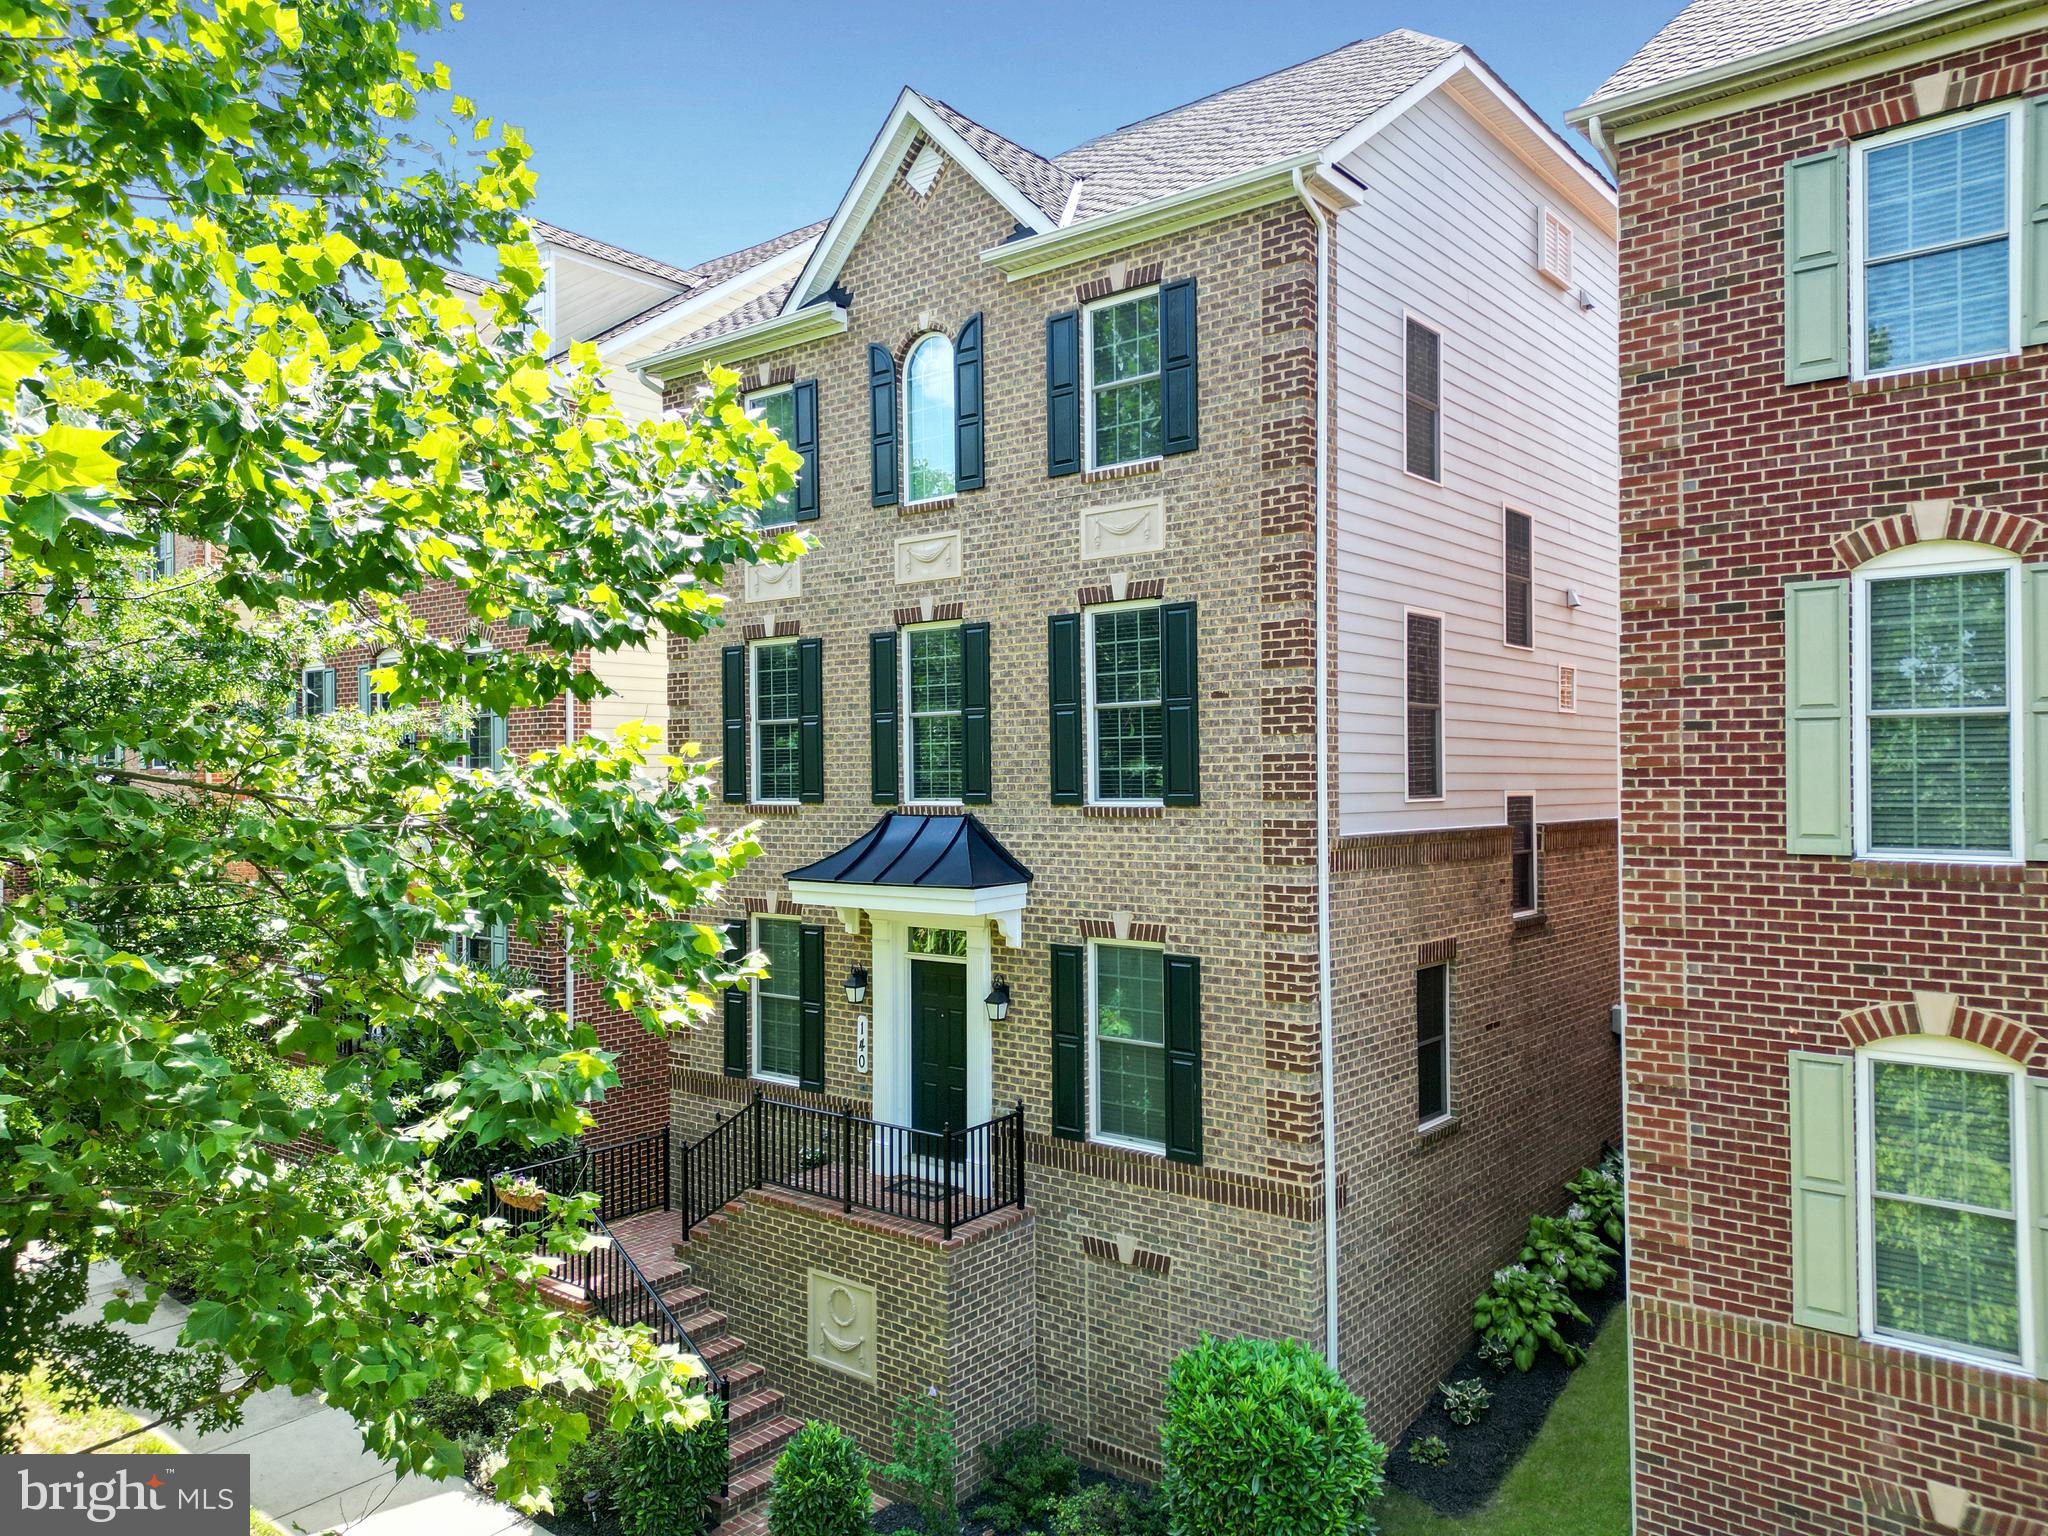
[[1048, 613, 1082, 804], [962, 621, 991, 804], [1046, 311, 1080, 477], [1160, 278, 1198, 456], [721, 645, 747, 803], [792, 378, 820, 521], [723, 919, 749, 1077], [1783, 149, 1849, 383], [955, 313, 984, 491], [870, 630, 899, 805], [798, 636, 824, 803], [798, 923, 825, 1092], [868, 343, 898, 506], [2026, 96, 2048, 350], [1162, 601, 1199, 806], [1050, 943, 1085, 1140], [1163, 953, 1202, 1164]]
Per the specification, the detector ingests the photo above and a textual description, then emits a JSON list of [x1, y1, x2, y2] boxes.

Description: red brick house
[[1573, 2, 2048, 1531]]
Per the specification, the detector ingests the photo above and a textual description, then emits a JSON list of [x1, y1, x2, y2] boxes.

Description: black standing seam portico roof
[[784, 813, 1033, 890]]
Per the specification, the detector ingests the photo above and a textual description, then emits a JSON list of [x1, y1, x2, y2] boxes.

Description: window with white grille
[[1537, 208, 1573, 289]]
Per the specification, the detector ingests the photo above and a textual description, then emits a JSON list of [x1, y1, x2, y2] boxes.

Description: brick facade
[[1611, 25, 2048, 1535]]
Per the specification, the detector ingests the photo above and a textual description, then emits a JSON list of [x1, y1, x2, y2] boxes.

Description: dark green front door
[[910, 958, 968, 1161]]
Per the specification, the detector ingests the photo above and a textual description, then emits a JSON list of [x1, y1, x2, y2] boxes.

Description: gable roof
[[917, 93, 1076, 223], [530, 218, 699, 287], [579, 221, 826, 350], [1576, 0, 1997, 115]]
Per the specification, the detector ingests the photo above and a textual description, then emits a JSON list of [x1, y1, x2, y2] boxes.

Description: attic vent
[[1537, 208, 1573, 289], [904, 142, 944, 197], [1557, 665, 1578, 714]]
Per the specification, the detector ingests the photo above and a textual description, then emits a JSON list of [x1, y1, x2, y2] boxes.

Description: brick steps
[[725, 1388, 784, 1435]]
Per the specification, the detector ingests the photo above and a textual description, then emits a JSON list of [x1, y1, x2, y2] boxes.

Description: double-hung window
[[1504, 510, 1534, 649], [1854, 105, 2021, 376], [467, 709, 503, 771], [752, 916, 804, 1083], [299, 667, 336, 719], [1855, 551, 2018, 859], [1405, 318, 1442, 481], [1858, 1040, 2031, 1367], [751, 639, 802, 803], [1405, 612, 1444, 801], [1416, 963, 1451, 1126], [1087, 602, 1163, 805], [1090, 941, 1166, 1152], [1085, 289, 1162, 468], [904, 334, 957, 503], [743, 385, 798, 526], [1508, 795, 1537, 914], [448, 919, 507, 973], [905, 623, 965, 802]]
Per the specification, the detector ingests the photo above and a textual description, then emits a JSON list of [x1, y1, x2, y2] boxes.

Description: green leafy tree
[[0, 0, 799, 1505]]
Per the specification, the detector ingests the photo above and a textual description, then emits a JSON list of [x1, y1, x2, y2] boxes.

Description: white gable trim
[[634, 302, 850, 385], [784, 87, 1059, 313], [1323, 51, 1615, 231], [588, 236, 819, 361]]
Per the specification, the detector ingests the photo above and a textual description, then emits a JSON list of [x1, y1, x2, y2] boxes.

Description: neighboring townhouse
[[1572, 2, 2048, 1530], [631, 31, 1622, 1484], [298, 219, 821, 1141]]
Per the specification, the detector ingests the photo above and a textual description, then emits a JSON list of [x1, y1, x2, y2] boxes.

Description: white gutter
[[1292, 166, 1340, 1368], [563, 688, 575, 1025]]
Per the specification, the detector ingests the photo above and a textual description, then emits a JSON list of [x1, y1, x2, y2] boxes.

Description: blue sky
[[419, 0, 1671, 271]]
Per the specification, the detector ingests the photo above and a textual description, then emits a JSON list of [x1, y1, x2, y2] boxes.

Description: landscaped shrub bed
[[872, 1466, 1159, 1536]]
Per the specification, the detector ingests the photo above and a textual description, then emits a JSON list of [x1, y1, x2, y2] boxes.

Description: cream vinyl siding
[[547, 252, 683, 354], [602, 260, 804, 425], [589, 640, 670, 747], [1329, 87, 1620, 835]]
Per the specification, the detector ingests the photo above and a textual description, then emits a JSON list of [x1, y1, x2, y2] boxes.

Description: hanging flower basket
[[495, 1175, 547, 1211]]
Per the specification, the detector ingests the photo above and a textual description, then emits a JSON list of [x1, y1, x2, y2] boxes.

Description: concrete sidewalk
[[72, 1263, 542, 1536]]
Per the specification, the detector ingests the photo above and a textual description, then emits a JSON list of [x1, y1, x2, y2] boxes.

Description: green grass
[[10, 1367, 291, 1536], [1376, 1313, 1631, 1536]]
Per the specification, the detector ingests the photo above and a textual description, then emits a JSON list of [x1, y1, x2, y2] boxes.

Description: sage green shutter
[[1783, 148, 1849, 384], [1050, 943, 1085, 1140], [2024, 96, 2048, 349], [1163, 953, 1202, 1164], [868, 343, 898, 507], [1047, 613, 1082, 804], [870, 630, 899, 805], [2030, 1078, 2048, 1380], [356, 665, 374, 713], [1046, 311, 1080, 477], [2028, 563, 2048, 861], [1784, 580, 1852, 854], [721, 645, 746, 803], [798, 923, 826, 1092], [1162, 601, 1199, 806], [962, 620, 991, 804], [487, 710, 506, 770], [488, 920, 508, 973], [797, 636, 823, 803], [1788, 1051, 1858, 1335], [723, 920, 749, 1077], [1160, 278, 1198, 456], [792, 377, 820, 521], [955, 312, 984, 491]]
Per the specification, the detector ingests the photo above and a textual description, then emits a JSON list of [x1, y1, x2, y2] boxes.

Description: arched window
[[904, 333, 956, 503]]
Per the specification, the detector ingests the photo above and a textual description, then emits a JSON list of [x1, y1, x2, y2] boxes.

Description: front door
[[909, 957, 968, 1162]]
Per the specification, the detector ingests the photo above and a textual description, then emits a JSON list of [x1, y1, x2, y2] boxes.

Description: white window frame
[[748, 636, 802, 806], [1850, 542, 2022, 863], [1854, 1035, 2034, 1374], [299, 665, 335, 719], [1081, 285, 1163, 473], [1086, 938, 1167, 1156], [901, 332, 957, 508], [1083, 598, 1165, 809], [364, 648, 398, 715], [741, 382, 798, 526], [751, 914, 804, 1087], [902, 620, 965, 807], [1403, 606, 1446, 804], [1416, 961, 1453, 1131], [1507, 790, 1539, 916], [1402, 311, 1444, 485], [1849, 100, 2024, 382]]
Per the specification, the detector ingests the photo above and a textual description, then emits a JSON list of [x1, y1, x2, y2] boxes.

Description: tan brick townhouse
[[625, 30, 1626, 1489]]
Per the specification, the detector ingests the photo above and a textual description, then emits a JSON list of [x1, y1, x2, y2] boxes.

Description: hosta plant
[[1438, 1378, 1491, 1427], [1521, 1213, 1617, 1294], [1472, 1264, 1589, 1372], [1565, 1158, 1627, 1250]]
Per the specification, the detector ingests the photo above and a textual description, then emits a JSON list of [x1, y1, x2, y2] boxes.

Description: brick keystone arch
[[1839, 998, 2039, 1063], [1833, 502, 2043, 571]]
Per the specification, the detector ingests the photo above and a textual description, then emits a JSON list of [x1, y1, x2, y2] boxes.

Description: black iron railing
[[681, 1093, 1026, 1241], [488, 1128, 669, 1225]]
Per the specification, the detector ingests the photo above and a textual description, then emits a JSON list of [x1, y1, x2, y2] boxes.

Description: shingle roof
[[578, 221, 827, 350], [530, 219, 699, 286], [1053, 30, 1461, 222], [1582, 0, 1938, 108], [916, 93, 1077, 222], [441, 269, 495, 296]]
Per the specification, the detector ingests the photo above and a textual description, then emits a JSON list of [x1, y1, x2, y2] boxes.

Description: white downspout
[[563, 687, 575, 1023], [1292, 167, 1339, 1368]]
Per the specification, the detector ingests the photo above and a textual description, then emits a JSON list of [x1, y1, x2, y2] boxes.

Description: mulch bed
[[1386, 1274, 1626, 1517], [872, 1466, 1154, 1533]]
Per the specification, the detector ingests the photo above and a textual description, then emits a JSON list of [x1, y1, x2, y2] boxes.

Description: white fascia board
[[590, 238, 818, 362], [981, 153, 1318, 282], [787, 879, 1030, 946], [539, 244, 688, 301], [785, 87, 1058, 312], [635, 302, 849, 387]]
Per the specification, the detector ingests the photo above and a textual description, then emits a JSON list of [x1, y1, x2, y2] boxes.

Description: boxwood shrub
[[768, 1420, 872, 1536], [1160, 1335, 1388, 1536], [614, 1401, 727, 1536]]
